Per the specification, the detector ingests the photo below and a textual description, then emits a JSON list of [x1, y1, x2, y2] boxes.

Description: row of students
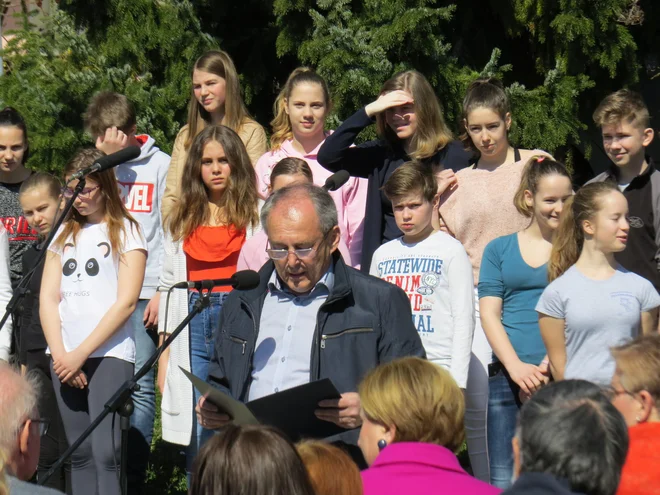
[[2, 48, 658, 495]]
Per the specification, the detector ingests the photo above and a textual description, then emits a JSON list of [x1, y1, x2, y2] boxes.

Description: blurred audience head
[[609, 333, 660, 426], [0, 362, 42, 482], [189, 424, 315, 495], [513, 379, 628, 495], [357, 357, 465, 466], [296, 441, 363, 495]]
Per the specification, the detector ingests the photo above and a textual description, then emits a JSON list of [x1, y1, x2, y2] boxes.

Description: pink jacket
[[254, 137, 367, 268], [236, 229, 352, 272], [362, 443, 502, 495]]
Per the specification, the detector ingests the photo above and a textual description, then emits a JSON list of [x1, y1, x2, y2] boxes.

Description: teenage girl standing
[[438, 78, 549, 481], [157, 125, 259, 471], [161, 50, 267, 221], [318, 70, 471, 271], [537, 182, 660, 385], [18, 173, 71, 492], [254, 68, 366, 267], [479, 157, 572, 488], [40, 149, 147, 495]]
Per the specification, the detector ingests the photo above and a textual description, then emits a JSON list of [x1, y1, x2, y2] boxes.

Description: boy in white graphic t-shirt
[[369, 161, 474, 388]]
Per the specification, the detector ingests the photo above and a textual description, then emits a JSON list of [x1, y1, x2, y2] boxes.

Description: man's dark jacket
[[206, 253, 425, 441]]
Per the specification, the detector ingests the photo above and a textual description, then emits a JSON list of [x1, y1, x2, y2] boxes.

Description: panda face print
[[62, 242, 111, 283]]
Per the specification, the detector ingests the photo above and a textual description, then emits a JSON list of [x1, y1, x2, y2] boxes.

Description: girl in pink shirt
[[254, 68, 366, 268], [438, 78, 549, 483]]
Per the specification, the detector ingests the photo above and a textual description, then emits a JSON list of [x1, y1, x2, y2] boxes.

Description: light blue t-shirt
[[536, 265, 660, 385], [479, 233, 548, 365]]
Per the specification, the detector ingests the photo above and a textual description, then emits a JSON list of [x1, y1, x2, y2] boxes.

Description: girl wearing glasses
[[156, 125, 259, 474], [18, 172, 70, 492], [40, 148, 147, 495]]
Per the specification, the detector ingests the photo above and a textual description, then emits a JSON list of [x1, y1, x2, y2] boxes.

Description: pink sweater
[[361, 442, 501, 495], [254, 137, 367, 268], [439, 151, 547, 285]]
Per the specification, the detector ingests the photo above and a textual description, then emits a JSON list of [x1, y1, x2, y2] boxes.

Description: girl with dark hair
[[156, 125, 259, 472], [318, 70, 471, 271], [479, 156, 572, 488], [537, 182, 660, 386], [254, 68, 366, 267], [162, 50, 267, 222], [438, 78, 551, 482], [18, 173, 71, 492], [40, 149, 147, 495], [190, 424, 316, 495], [0, 107, 36, 289]]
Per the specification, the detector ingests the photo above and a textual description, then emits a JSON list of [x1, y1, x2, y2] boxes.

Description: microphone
[[323, 170, 350, 191], [70, 146, 141, 180], [172, 270, 260, 291]]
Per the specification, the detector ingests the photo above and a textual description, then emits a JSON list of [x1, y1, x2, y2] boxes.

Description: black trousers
[[26, 349, 72, 494]]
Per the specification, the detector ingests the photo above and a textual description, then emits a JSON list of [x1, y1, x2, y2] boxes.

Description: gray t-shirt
[[536, 266, 660, 385], [8, 475, 63, 494]]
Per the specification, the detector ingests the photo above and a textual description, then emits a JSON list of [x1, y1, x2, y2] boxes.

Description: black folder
[[181, 367, 345, 441]]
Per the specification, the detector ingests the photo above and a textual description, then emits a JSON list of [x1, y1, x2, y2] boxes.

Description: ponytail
[[270, 68, 330, 150], [514, 155, 570, 218], [548, 181, 620, 281]]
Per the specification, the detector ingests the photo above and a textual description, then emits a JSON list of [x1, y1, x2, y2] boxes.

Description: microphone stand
[[0, 178, 88, 337], [39, 288, 212, 495]]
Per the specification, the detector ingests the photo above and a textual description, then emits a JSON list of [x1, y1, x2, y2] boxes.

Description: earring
[[377, 439, 387, 451], [636, 415, 642, 423]]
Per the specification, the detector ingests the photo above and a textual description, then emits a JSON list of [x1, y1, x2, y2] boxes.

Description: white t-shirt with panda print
[[48, 218, 147, 363]]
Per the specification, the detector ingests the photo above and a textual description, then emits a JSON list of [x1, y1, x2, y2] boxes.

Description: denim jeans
[[186, 291, 228, 474], [128, 299, 157, 494], [487, 366, 521, 489]]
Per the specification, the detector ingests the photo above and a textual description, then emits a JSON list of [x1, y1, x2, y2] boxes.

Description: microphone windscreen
[[231, 270, 260, 290], [323, 170, 350, 191], [96, 145, 141, 172]]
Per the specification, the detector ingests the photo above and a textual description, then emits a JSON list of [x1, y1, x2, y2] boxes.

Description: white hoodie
[[114, 135, 170, 299]]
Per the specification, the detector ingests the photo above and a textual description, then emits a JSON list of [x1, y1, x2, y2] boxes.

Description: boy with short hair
[[84, 91, 170, 492], [588, 89, 660, 291], [369, 161, 474, 388]]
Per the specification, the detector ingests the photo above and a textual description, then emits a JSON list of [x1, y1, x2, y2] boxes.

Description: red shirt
[[617, 422, 660, 495], [183, 225, 246, 292]]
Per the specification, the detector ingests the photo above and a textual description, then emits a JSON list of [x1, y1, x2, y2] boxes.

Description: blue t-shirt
[[478, 233, 548, 364]]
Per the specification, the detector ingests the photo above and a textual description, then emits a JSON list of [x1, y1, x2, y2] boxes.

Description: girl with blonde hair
[[40, 149, 147, 495], [318, 70, 471, 271], [537, 182, 660, 386], [157, 125, 259, 473], [254, 67, 366, 267], [161, 50, 267, 221]]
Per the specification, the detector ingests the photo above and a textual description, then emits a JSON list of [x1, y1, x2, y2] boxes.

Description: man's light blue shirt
[[248, 266, 334, 401]]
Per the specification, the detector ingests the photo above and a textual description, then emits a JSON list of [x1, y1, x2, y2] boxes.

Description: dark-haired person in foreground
[[196, 184, 424, 454], [505, 380, 629, 495]]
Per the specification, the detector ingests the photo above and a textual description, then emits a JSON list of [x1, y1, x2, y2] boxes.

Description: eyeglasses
[[266, 230, 332, 260], [20, 418, 50, 437], [61, 185, 100, 199], [601, 385, 636, 401]]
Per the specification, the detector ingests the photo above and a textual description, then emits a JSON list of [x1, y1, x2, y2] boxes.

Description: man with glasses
[[0, 362, 62, 494], [197, 184, 423, 447]]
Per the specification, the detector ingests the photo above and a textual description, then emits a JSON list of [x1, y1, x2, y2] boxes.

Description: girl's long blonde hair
[[54, 149, 139, 255], [270, 67, 331, 150], [548, 181, 620, 281], [375, 70, 453, 161], [168, 125, 259, 241], [184, 50, 253, 149]]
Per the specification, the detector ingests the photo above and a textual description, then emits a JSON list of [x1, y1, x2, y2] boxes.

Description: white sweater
[[157, 225, 258, 445], [0, 227, 13, 361]]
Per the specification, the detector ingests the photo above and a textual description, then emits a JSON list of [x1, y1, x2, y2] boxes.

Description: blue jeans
[[128, 299, 157, 493], [187, 291, 228, 474], [487, 366, 521, 489]]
